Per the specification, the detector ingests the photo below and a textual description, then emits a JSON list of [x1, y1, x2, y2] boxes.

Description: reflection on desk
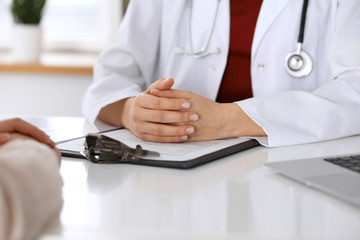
[[57, 149, 268, 240]]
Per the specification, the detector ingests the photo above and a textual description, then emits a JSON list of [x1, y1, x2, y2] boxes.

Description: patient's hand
[[0, 118, 61, 162], [0, 118, 54, 146]]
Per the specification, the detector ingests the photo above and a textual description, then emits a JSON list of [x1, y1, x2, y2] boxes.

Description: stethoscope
[[285, 0, 313, 78], [175, 0, 221, 58], [176, 0, 313, 78]]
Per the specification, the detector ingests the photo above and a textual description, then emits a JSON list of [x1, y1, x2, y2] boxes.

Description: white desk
[[12, 116, 360, 240]]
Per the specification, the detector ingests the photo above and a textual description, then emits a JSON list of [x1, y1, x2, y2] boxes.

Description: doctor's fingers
[[0, 118, 55, 148], [132, 122, 193, 143], [135, 93, 191, 110], [132, 107, 199, 124], [150, 88, 193, 99], [145, 78, 174, 94]]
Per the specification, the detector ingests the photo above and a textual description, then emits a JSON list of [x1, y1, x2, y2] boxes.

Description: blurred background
[[0, 0, 129, 117]]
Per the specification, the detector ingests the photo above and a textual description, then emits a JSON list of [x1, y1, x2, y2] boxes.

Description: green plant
[[11, 0, 46, 24]]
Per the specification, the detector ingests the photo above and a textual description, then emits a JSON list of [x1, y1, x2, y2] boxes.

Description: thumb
[[146, 78, 174, 93]]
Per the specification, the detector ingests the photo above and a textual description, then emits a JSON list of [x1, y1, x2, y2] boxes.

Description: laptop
[[266, 153, 360, 208]]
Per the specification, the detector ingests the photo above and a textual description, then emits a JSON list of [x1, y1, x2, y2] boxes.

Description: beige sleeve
[[0, 139, 63, 240]]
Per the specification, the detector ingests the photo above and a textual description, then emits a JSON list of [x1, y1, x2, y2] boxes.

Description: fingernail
[[181, 102, 190, 109], [48, 138, 56, 147], [180, 135, 188, 140], [150, 88, 160, 93], [185, 127, 194, 134], [189, 114, 198, 121]]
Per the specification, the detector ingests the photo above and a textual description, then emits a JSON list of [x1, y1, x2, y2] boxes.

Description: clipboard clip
[[82, 133, 160, 164]]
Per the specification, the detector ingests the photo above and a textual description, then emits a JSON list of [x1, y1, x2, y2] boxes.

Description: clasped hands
[[105, 78, 265, 143]]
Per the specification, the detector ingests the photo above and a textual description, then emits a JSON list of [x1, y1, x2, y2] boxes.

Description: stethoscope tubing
[[176, 0, 221, 58], [177, 0, 313, 78], [298, 0, 309, 44]]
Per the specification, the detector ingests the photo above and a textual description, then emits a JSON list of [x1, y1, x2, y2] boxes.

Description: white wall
[[0, 72, 92, 117]]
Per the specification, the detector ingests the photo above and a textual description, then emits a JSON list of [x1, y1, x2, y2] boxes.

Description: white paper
[[58, 129, 252, 162]]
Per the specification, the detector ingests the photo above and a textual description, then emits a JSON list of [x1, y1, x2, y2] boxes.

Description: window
[[0, 0, 123, 52]]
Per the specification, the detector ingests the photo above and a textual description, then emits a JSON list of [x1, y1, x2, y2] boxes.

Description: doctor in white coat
[[82, 0, 360, 147]]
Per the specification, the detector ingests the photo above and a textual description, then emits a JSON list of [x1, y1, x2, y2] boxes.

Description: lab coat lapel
[[251, 0, 291, 61]]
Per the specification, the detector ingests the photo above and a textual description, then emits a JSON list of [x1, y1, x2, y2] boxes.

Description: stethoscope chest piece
[[285, 0, 313, 78], [285, 48, 313, 78]]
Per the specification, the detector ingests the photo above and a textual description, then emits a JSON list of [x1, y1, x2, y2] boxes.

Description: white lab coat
[[82, 0, 360, 147]]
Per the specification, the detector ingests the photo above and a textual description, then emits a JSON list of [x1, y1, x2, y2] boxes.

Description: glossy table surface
[[4, 116, 360, 240]]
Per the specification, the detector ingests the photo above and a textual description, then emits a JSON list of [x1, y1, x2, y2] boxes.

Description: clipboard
[[59, 129, 260, 169], [122, 139, 259, 169]]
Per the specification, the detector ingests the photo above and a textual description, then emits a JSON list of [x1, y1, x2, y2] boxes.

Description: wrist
[[225, 103, 266, 137], [120, 97, 135, 130], [98, 97, 135, 127]]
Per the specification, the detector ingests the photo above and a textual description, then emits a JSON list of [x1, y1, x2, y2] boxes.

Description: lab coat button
[[210, 64, 216, 71], [258, 64, 265, 70]]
